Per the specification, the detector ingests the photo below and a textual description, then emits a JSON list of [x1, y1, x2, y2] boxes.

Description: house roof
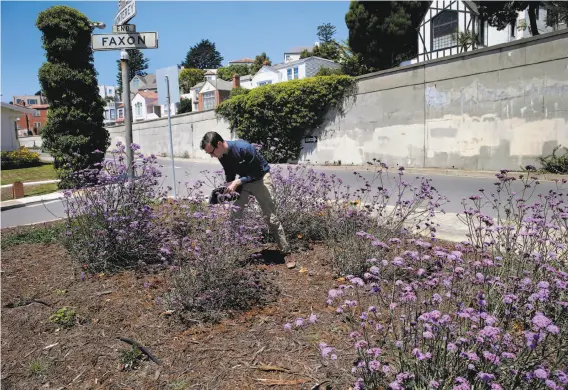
[[1, 102, 36, 114], [229, 57, 255, 64], [136, 90, 158, 101], [191, 81, 206, 90], [239, 75, 253, 81], [273, 56, 338, 70], [211, 79, 233, 91], [30, 104, 49, 109], [463, 1, 479, 14], [284, 46, 313, 54], [204, 70, 217, 75], [133, 74, 157, 89]]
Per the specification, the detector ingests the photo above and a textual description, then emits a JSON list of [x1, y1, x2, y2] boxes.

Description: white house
[[283, 44, 318, 63], [131, 91, 161, 122], [98, 84, 120, 125], [411, 1, 565, 64], [239, 75, 253, 89], [251, 56, 341, 87], [1, 102, 35, 151]]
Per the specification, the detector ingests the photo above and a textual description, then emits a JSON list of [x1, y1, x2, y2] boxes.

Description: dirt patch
[[1, 236, 357, 389]]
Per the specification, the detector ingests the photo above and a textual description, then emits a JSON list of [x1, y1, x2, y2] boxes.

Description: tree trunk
[[528, 2, 540, 36]]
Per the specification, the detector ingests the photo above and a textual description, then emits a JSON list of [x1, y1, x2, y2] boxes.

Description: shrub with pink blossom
[[322, 169, 567, 389], [62, 142, 169, 273]]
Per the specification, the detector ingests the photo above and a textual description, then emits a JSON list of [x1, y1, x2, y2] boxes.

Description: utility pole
[[121, 49, 134, 182], [165, 75, 177, 197]]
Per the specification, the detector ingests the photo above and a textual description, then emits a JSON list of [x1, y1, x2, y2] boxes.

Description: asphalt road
[[1, 157, 564, 229]]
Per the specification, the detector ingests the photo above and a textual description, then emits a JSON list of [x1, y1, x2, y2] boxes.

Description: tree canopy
[[345, 1, 430, 71], [179, 68, 205, 93], [180, 39, 223, 69], [36, 5, 109, 188]]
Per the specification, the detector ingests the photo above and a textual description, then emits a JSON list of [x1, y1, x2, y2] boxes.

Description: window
[[16, 124, 21, 130], [133, 78, 140, 89], [118, 109, 124, 118], [135, 102, 142, 116], [432, 10, 458, 50], [287, 67, 299, 80], [110, 109, 115, 119], [27, 99, 38, 105], [33, 110, 40, 117], [202, 91, 215, 110], [34, 122, 41, 130], [257, 80, 272, 86]]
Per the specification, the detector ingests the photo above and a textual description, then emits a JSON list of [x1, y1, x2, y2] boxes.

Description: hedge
[[215, 75, 357, 163]]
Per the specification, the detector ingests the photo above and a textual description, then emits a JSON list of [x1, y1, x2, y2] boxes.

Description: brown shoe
[[285, 260, 296, 269], [282, 249, 295, 268]]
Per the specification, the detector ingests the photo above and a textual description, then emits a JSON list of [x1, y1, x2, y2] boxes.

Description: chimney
[[232, 74, 240, 89]]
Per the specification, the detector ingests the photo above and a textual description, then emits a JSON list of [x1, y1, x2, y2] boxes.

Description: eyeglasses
[[206, 144, 217, 156]]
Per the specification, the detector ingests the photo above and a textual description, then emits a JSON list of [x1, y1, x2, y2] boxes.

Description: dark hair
[[200, 131, 224, 150]]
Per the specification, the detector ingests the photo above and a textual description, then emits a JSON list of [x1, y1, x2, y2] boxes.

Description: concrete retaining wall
[[301, 29, 568, 170], [107, 110, 231, 160]]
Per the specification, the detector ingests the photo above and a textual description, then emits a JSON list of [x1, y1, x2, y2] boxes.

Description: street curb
[[0, 179, 60, 189], [154, 157, 568, 182], [0, 192, 65, 211]]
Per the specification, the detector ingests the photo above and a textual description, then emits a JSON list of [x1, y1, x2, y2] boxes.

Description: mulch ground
[[1, 229, 359, 390]]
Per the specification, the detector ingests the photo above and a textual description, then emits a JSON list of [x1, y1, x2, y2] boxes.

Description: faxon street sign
[[91, 32, 158, 51]]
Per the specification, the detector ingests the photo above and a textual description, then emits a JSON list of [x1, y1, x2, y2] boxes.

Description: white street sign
[[113, 24, 136, 33], [115, 0, 136, 26], [91, 32, 158, 51]]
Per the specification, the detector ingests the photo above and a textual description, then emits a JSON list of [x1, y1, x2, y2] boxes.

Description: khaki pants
[[231, 172, 290, 252]]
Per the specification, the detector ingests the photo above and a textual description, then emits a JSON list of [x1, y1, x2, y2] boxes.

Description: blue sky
[[1, 0, 351, 103]]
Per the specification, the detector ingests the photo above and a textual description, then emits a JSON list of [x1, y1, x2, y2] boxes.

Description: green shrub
[[537, 144, 568, 174], [215, 75, 357, 163], [1, 147, 42, 169], [229, 86, 250, 98]]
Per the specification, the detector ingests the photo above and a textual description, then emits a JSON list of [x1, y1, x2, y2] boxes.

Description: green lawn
[[1, 163, 57, 185]]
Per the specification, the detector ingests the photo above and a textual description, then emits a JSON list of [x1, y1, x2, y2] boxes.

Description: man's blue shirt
[[219, 140, 270, 184]]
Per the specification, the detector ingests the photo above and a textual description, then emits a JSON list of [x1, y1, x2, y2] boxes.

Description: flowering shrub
[[158, 180, 276, 323], [323, 170, 568, 389], [62, 142, 168, 273], [1, 147, 42, 169]]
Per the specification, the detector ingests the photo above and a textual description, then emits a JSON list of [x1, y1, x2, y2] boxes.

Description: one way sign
[[91, 32, 158, 51]]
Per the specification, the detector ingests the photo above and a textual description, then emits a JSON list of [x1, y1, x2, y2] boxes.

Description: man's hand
[[226, 179, 242, 193]]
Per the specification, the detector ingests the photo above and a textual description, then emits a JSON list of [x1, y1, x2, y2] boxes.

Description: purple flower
[[429, 380, 440, 389], [319, 342, 334, 359], [412, 348, 432, 360], [368, 360, 381, 371], [477, 372, 495, 383], [491, 384, 503, 390], [283, 323, 292, 330], [483, 351, 500, 365], [479, 326, 501, 340], [534, 369, 549, 379], [392, 257, 405, 266], [295, 318, 305, 327], [555, 370, 568, 384], [532, 313, 553, 329], [308, 313, 317, 323]]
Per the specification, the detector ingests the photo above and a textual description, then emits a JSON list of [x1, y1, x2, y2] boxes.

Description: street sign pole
[[165, 75, 177, 198], [121, 49, 134, 182]]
